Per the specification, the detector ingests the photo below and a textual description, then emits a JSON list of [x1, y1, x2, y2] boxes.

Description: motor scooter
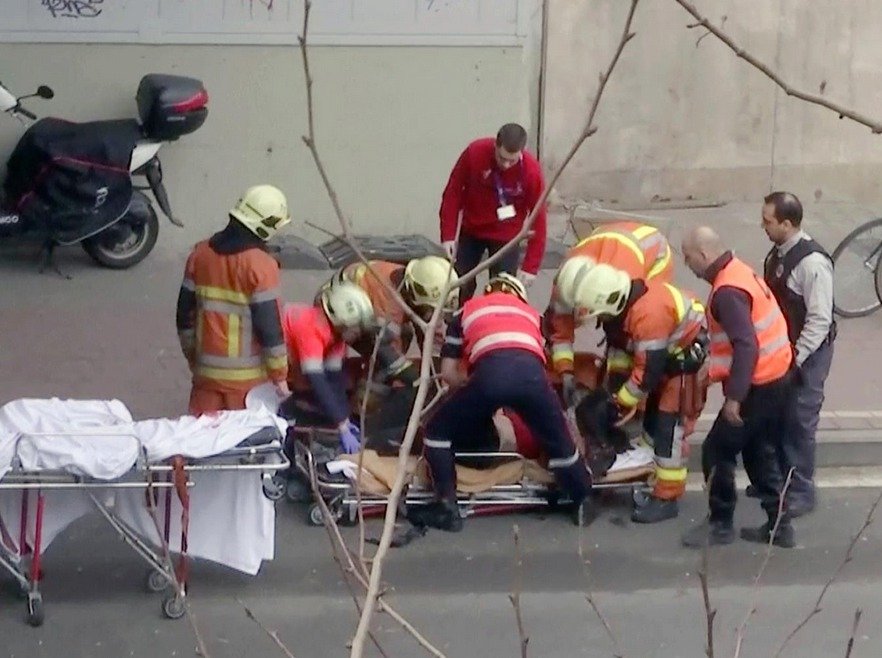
[[0, 74, 208, 271]]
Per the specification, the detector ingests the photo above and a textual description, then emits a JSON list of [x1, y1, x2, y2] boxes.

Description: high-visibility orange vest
[[461, 292, 545, 365], [183, 241, 288, 392], [707, 257, 792, 385]]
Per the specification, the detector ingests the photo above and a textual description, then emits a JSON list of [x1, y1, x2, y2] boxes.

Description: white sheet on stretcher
[[0, 398, 286, 575]]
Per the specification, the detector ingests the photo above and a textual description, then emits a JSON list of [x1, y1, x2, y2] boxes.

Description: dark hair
[[764, 191, 803, 227], [496, 123, 528, 152]]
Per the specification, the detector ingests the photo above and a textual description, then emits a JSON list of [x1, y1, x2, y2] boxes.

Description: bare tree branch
[[348, 2, 640, 655], [672, 0, 882, 133], [305, 461, 393, 658], [732, 468, 794, 658], [297, 3, 427, 332], [508, 524, 530, 658], [451, 0, 640, 293], [356, 335, 385, 566], [774, 489, 882, 657], [578, 520, 625, 658], [844, 608, 863, 658], [240, 599, 298, 658], [698, 468, 717, 658]]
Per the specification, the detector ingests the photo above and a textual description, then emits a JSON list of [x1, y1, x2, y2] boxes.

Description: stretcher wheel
[[162, 592, 186, 620], [145, 568, 169, 593], [286, 477, 312, 503], [307, 503, 327, 527], [26, 592, 44, 627], [262, 475, 286, 502]]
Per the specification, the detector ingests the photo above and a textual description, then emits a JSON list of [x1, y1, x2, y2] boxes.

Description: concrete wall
[[0, 41, 540, 257], [542, 0, 882, 207]]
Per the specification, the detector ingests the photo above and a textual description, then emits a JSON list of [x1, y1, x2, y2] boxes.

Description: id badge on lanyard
[[494, 165, 521, 222]]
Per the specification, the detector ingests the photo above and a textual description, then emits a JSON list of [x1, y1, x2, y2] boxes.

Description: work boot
[[786, 492, 817, 519], [406, 499, 463, 533], [740, 520, 796, 548], [681, 519, 736, 548], [631, 497, 679, 524], [571, 496, 599, 527]]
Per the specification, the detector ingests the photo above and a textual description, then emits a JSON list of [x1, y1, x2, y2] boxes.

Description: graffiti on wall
[[42, 0, 104, 18]]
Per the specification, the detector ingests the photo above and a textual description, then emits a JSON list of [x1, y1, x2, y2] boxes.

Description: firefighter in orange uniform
[[566, 264, 708, 523], [176, 185, 291, 415], [325, 256, 458, 389], [544, 221, 674, 404]]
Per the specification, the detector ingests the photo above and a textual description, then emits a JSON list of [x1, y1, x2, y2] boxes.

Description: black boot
[[740, 519, 796, 548], [631, 496, 679, 524], [681, 519, 736, 548], [406, 499, 463, 532]]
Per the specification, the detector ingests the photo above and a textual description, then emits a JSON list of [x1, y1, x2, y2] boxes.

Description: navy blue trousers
[[454, 233, 521, 303], [424, 349, 592, 503]]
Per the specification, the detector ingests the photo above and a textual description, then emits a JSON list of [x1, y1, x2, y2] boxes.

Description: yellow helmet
[[229, 185, 291, 241], [485, 272, 529, 303], [572, 263, 631, 318], [555, 255, 597, 308], [404, 256, 459, 312], [320, 280, 375, 330]]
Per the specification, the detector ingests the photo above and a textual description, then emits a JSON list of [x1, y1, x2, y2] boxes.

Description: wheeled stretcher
[[0, 398, 289, 626], [288, 422, 654, 528]]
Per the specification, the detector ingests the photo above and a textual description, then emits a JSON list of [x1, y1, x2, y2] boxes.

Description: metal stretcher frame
[[0, 427, 289, 627], [288, 427, 651, 527]]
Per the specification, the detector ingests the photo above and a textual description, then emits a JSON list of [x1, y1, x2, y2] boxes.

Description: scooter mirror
[[36, 85, 54, 99]]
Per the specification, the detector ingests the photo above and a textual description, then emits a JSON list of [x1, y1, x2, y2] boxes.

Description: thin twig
[[844, 608, 863, 658], [240, 599, 297, 658], [296, 1, 425, 332], [578, 521, 624, 658], [296, 5, 446, 657], [349, 3, 640, 656], [350, 311, 446, 657], [672, 0, 882, 133], [774, 489, 882, 657], [732, 468, 794, 658], [357, 334, 385, 566], [699, 467, 717, 658], [144, 466, 211, 658], [303, 220, 427, 330], [306, 464, 391, 658], [508, 524, 530, 658], [450, 0, 640, 294]]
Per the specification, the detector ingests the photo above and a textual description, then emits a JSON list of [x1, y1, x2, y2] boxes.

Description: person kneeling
[[281, 280, 376, 455]]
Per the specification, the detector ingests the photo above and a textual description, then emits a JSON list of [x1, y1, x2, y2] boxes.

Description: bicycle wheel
[[832, 217, 882, 318]]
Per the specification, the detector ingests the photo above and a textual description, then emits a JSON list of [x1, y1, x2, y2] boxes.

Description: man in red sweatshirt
[[439, 123, 547, 301]]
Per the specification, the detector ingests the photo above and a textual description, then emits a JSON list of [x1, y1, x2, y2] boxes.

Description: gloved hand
[[517, 269, 537, 287], [274, 380, 291, 398], [561, 373, 578, 408], [442, 241, 457, 260], [338, 420, 361, 454]]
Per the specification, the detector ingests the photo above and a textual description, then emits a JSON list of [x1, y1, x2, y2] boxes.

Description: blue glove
[[338, 420, 361, 454]]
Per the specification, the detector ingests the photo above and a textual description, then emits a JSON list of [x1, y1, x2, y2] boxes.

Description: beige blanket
[[338, 450, 649, 496]]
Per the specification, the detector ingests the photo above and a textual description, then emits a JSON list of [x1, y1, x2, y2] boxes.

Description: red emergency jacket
[[439, 138, 547, 274]]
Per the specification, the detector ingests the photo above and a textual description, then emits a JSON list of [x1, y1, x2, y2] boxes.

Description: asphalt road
[[2, 489, 882, 657]]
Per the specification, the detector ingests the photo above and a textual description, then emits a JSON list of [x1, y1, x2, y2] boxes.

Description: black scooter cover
[[3, 118, 141, 244]]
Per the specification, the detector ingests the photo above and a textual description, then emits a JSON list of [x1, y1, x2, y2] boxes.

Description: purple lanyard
[[492, 160, 524, 207]]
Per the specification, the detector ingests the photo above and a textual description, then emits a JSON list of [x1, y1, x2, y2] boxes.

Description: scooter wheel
[[81, 203, 159, 269]]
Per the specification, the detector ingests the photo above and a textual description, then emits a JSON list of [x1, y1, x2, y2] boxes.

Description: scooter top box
[[136, 74, 208, 141]]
